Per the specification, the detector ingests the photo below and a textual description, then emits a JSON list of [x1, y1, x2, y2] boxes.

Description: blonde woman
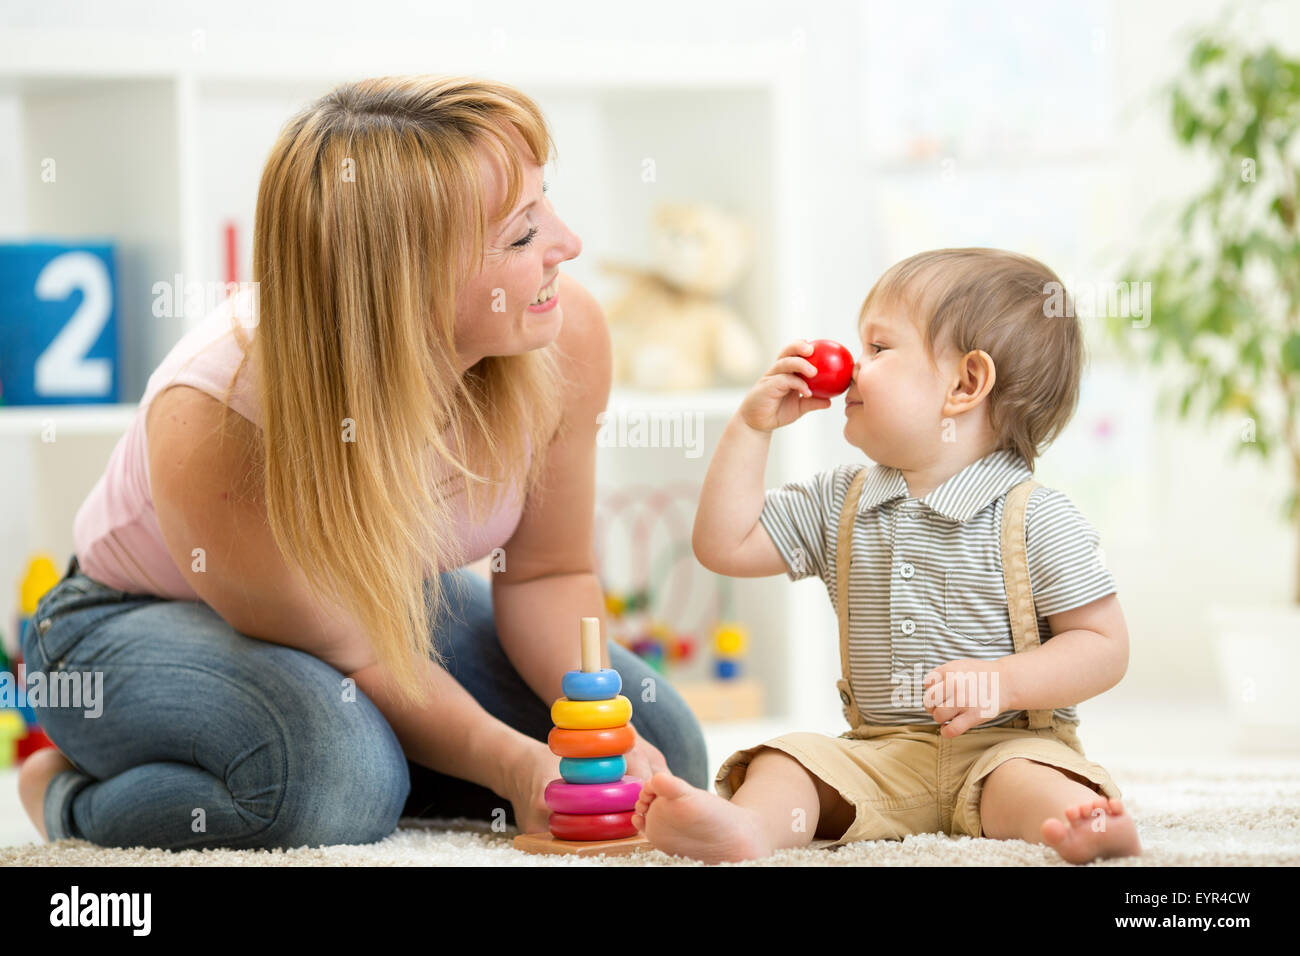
[[18, 76, 708, 850]]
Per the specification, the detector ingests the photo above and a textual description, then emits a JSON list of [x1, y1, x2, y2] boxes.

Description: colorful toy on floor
[[12, 554, 59, 727], [0, 710, 24, 769], [513, 617, 651, 856], [4, 553, 63, 763], [16, 725, 53, 762]]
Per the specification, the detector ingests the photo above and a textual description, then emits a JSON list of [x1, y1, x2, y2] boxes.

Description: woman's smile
[[528, 274, 561, 313]]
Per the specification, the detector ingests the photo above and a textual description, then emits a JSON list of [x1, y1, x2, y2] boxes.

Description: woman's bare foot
[[17, 747, 76, 841], [1041, 796, 1141, 864], [631, 771, 773, 863]]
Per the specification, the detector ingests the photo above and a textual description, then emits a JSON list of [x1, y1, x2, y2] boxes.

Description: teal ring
[[559, 755, 627, 785]]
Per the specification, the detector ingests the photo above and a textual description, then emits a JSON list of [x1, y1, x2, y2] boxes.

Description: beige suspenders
[[835, 467, 871, 729], [834, 469, 1053, 731], [999, 479, 1053, 729]]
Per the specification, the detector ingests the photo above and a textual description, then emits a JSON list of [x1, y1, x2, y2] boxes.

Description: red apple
[[799, 339, 854, 399]]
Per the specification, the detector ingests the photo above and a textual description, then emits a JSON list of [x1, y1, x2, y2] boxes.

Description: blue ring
[[561, 668, 622, 701], [559, 755, 627, 785]]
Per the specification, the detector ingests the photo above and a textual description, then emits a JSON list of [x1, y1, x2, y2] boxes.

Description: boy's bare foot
[[631, 771, 772, 863], [1041, 795, 1141, 864], [17, 746, 77, 841]]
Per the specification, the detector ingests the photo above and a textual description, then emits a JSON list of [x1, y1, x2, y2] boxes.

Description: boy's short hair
[[859, 247, 1084, 470]]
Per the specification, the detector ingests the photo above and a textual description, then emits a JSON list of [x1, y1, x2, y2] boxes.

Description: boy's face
[[843, 304, 957, 468]]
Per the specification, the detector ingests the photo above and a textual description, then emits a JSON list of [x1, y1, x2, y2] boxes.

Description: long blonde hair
[[232, 76, 565, 707]]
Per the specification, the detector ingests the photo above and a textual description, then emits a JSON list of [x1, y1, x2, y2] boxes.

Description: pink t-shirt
[[73, 289, 529, 599]]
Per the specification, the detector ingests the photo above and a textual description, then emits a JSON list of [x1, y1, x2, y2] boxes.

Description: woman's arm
[[347, 656, 535, 796], [489, 276, 612, 706]]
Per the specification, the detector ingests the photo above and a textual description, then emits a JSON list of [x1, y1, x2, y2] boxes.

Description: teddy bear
[[600, 203, 763, 391]]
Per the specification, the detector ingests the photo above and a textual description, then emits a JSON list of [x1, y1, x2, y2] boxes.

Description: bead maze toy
[[513, 616, 652, 857], [595, 483, 763, 720]]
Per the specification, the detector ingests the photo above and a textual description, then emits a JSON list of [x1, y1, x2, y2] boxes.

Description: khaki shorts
[[714, 714, 1121, 848]]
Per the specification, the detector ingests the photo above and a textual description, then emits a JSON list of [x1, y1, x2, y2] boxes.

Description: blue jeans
[[19, 555, 708, 850]]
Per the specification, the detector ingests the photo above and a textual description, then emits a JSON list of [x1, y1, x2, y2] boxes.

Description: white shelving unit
[[0, 403, 136, 437], [0, 35, 836, 726]]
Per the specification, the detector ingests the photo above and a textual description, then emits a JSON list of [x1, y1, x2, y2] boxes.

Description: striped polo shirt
[[759, 447, 1116, 727]]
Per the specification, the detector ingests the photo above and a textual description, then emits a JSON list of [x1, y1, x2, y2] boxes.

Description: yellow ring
[[551, 695, 632, 730]]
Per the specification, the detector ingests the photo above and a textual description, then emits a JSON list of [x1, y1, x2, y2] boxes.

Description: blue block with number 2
[[0, 241, 118, 406]]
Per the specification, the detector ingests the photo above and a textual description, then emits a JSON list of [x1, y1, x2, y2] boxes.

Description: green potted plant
[[1106, 29, 1300, 745]]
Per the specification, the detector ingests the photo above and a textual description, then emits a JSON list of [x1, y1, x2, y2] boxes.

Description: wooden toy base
[[673, 678, 763, 721], [513, 831, 653, 857]]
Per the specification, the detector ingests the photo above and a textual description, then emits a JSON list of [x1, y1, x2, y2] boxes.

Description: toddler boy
[[632, 248, 1140, 864]]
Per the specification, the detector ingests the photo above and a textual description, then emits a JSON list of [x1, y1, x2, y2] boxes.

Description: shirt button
[[38, 618, 52, 634], [900, 618, 916, 636], [900, 562, 914, 579]]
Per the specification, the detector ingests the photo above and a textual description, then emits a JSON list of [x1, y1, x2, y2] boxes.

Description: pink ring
[[544, 775, 643, 814]]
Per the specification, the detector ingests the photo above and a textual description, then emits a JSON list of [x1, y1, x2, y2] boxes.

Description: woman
[[17, 75, 709, 850]]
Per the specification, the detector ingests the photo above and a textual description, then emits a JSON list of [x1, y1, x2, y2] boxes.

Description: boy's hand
[[738, 339, 834, 432], [922, 659, 1011, 737]]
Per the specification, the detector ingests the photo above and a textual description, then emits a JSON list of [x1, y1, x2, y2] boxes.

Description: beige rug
[[4, 757, 1298, 866]]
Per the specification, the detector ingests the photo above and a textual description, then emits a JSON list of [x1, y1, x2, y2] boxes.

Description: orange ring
[[548, 725, 636, 759]]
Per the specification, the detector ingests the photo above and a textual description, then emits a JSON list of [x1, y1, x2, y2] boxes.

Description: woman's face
[[452, 133, 583, 371]]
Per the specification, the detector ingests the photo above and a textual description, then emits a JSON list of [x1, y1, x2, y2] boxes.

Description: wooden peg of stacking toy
[[512, 616, 653, 856]]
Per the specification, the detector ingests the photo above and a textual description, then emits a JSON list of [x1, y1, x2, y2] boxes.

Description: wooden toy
[[595, 486, 767, 721], [551, 694, 632, 730], [513, 617, 652, 857], [672, 677, 764, 721], [558, 755, 626, 784], [544, 776, 642, 814], [0, 710, 23, 769], [548, 810, 638, 842], [561, 668, 621, 701], [712, 620, 750, 680], [630, 639, 665, 672], [16, 725, 54, 762], [0, 243, 120, 405], [548, 725, 635, 758]]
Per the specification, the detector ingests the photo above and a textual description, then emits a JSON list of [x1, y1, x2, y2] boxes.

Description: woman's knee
[[235, 651, 412, 847], [270, 737, 410, 847]]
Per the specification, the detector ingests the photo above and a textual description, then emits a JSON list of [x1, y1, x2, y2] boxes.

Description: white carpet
[[4, 755, 1298, 866]]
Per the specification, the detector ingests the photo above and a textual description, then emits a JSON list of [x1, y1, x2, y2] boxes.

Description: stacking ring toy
[[561, 668, 622, 701], [551, 695, 632, 730], [544, 775, 642, 814], [548, 810, 637, 842], [548, 725, 636, 759], [559, 755, 627, 785]]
